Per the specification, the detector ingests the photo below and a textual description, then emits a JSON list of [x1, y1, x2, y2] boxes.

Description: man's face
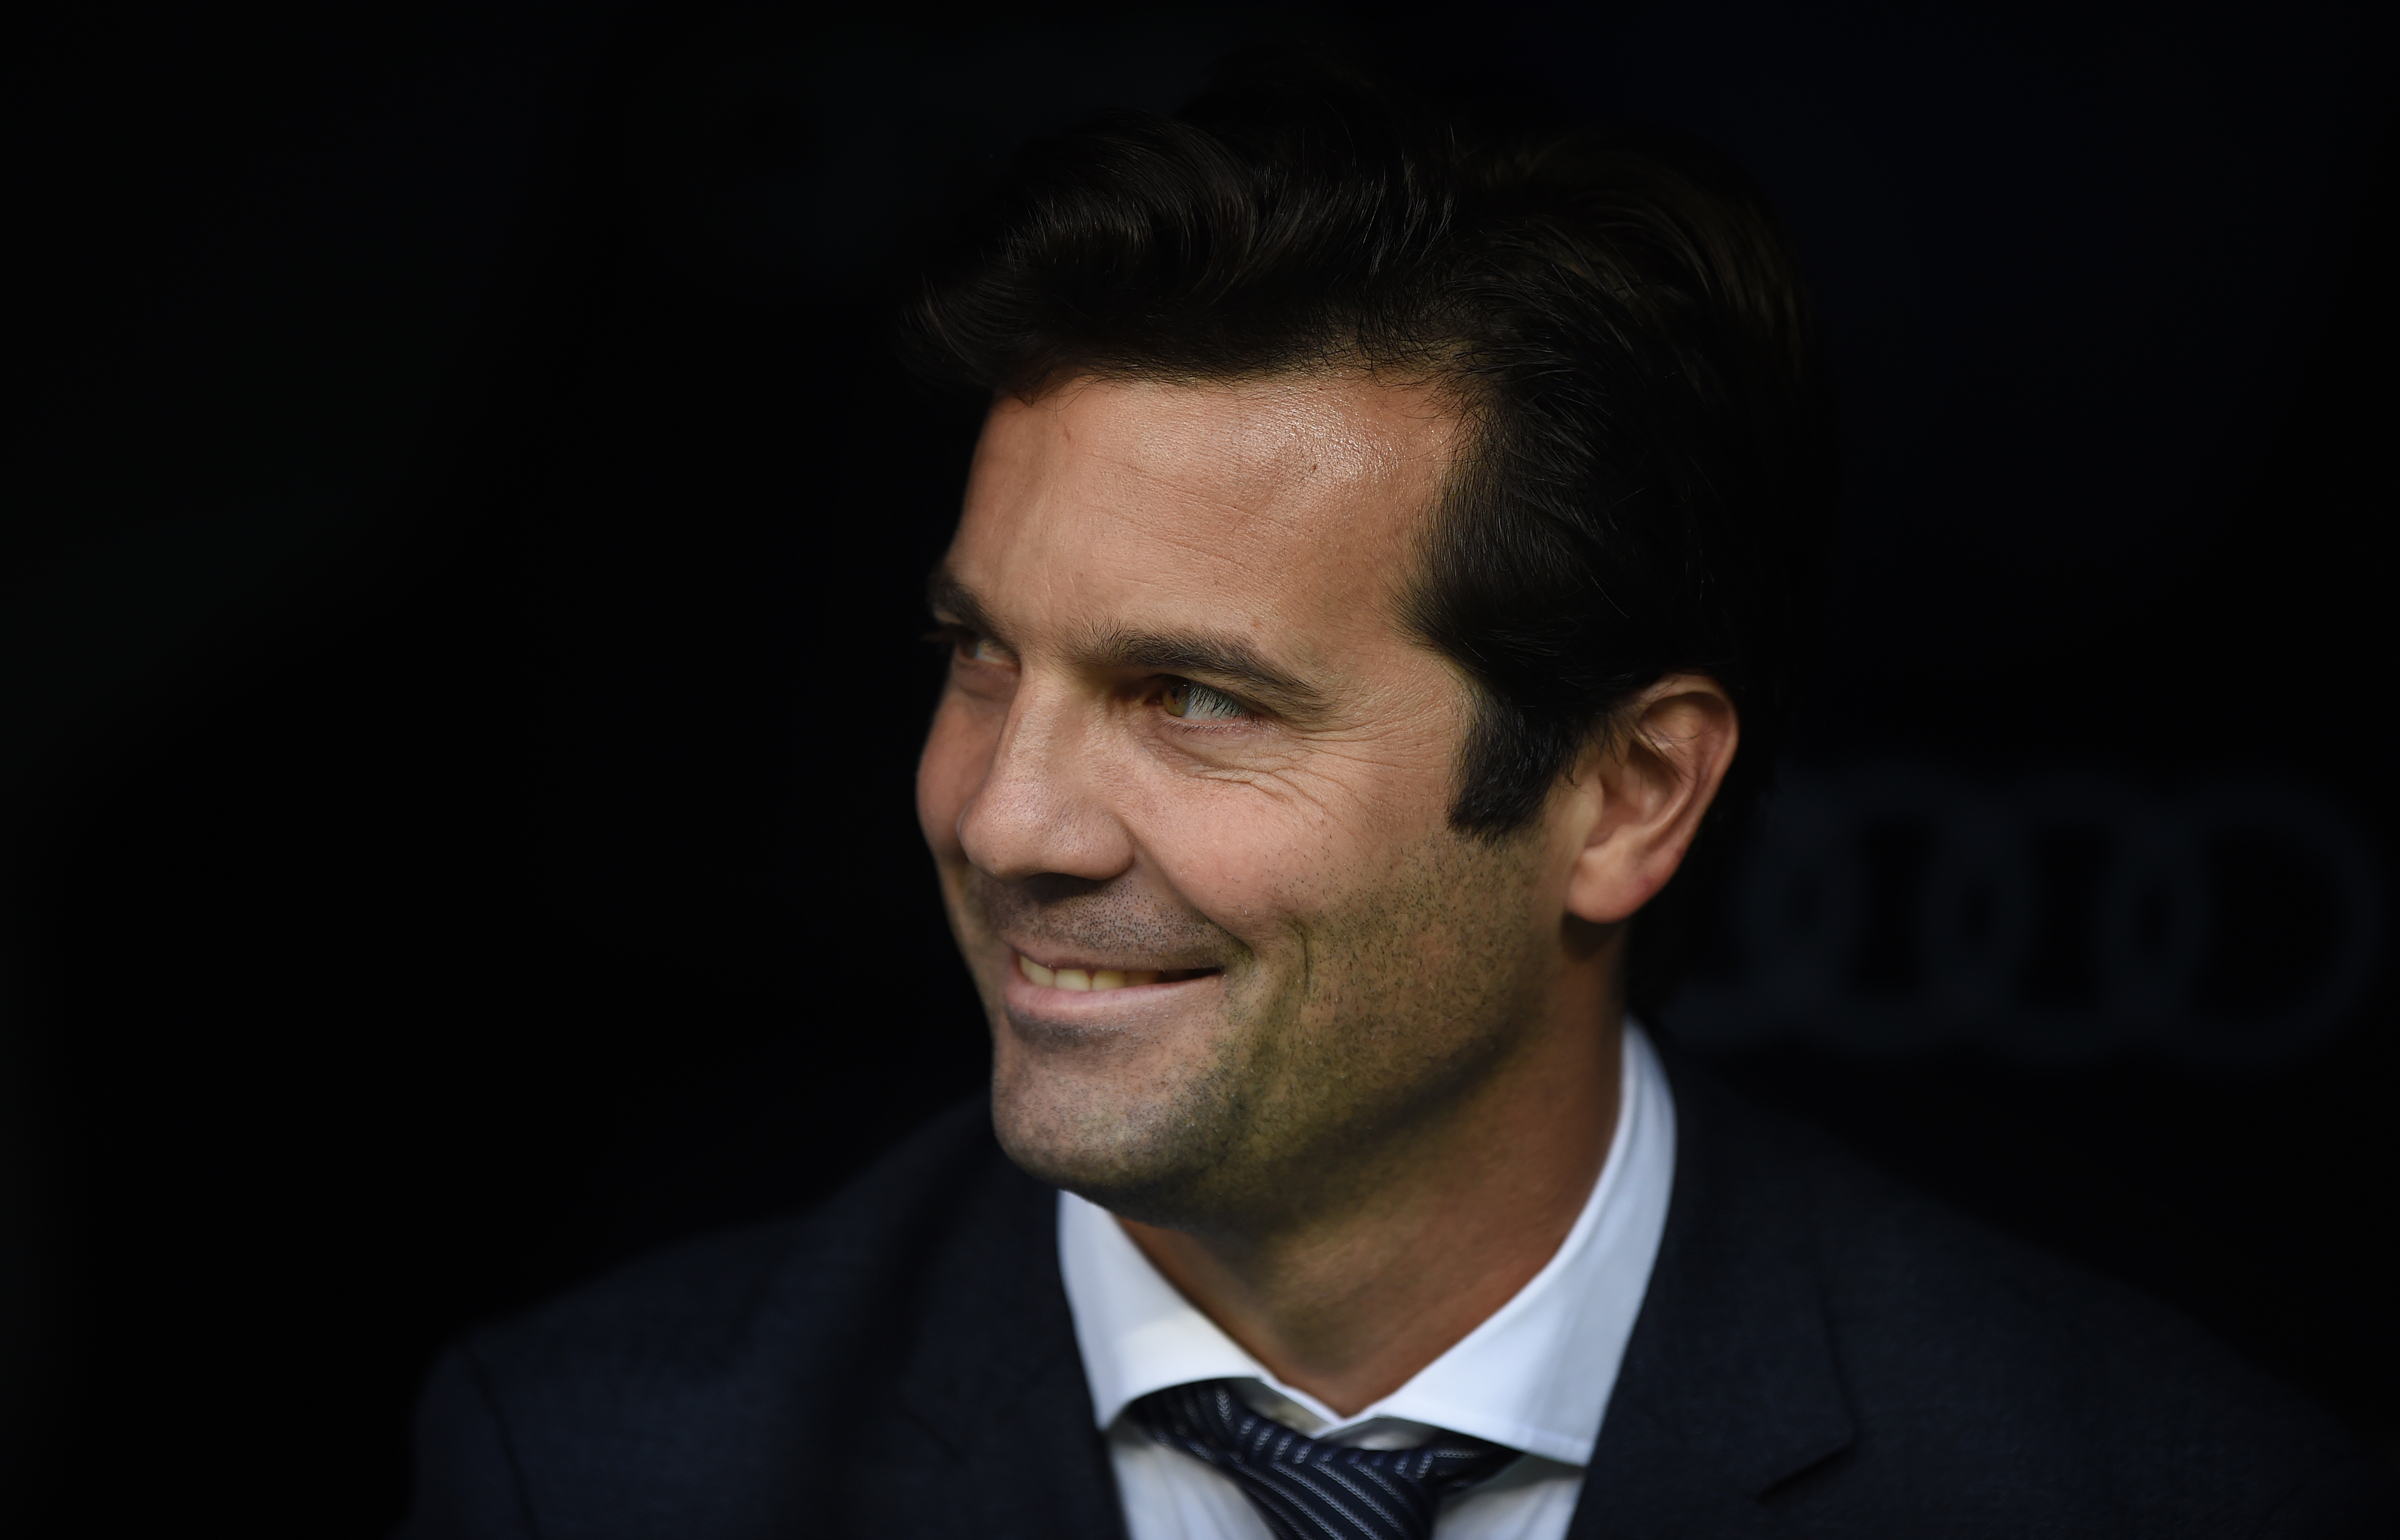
[[919, 375, 1584, 1232]]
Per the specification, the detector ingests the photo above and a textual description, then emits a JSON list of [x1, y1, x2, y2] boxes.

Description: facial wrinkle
[[1078, 819, 1551, 1238], [967, 866, 1235, 970]]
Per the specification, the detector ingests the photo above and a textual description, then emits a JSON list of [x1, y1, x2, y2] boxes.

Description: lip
[[1008, 942, 1216, 976], [999, 948, 1222, 1019]]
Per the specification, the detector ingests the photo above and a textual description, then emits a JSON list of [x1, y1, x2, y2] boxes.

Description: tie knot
[[1128, 1381, 1519, 1540]]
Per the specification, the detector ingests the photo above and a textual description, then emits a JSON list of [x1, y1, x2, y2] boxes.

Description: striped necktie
[[1128, 1380, 1520, 1540]]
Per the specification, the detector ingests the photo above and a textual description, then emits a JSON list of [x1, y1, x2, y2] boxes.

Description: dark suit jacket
[[401, 1057, 2392, 1538]]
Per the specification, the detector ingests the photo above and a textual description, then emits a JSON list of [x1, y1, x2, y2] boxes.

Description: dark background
[[9, 4, 2393, 1534]]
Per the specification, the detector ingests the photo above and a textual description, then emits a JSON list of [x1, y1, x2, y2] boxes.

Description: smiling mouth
[[1014, 953, 1217, 992]]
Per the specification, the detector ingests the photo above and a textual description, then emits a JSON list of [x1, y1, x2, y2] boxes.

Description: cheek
[[1132, 785, 1350, 945], [916, 695, 993, 857]]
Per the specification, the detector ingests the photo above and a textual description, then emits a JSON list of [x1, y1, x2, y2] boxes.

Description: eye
[[928, 624, 1009, 665], [1159, 679, 1251, 721]]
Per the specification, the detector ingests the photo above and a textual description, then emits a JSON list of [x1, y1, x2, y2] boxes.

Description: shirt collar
[[1057, 1022, 1677, 1467]]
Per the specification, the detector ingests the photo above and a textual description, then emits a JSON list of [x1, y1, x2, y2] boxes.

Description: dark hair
[[905, 54, 1832, 990]]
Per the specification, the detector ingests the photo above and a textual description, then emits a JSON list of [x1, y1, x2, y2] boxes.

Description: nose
[[955, 686, 1137, 885]]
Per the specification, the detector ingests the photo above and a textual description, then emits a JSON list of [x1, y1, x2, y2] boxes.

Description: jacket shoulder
[[470, 1095, 1007, 1384], [1790, 1102, 2344, 1443], [1656, 1064, 2390, 1536], [403, 1095, 1087, 1540]]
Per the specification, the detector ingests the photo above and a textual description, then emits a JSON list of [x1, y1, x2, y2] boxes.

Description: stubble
[[956, 819, 1559, 1240]]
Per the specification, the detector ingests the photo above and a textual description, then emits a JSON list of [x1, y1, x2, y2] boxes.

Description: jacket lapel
[[1569, 1055, 1856, 1538], [895, 1129, 1126, 1539], [881, 1059, 1854, 1539]]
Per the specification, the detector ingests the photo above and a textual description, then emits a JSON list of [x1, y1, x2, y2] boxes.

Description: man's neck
[[1118, 999, 1624, 1418]]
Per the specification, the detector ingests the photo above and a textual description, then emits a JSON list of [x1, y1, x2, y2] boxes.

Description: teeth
[[1017, 956, 1171, 991]]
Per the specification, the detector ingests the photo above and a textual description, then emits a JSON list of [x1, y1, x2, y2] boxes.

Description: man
[[402, 58, 2390, 1539]]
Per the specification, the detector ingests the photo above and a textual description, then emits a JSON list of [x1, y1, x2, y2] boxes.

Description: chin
[[987, 1061, 1245, 1225]]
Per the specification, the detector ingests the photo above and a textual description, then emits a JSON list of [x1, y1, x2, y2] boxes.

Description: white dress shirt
[[1058, 1022, 1677, 1540]]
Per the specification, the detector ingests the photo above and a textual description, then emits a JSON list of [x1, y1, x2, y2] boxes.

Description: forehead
[[948, 374, 1460, 655]]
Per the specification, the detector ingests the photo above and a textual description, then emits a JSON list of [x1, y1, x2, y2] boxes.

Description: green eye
[[1161, 680, 1249, 721]]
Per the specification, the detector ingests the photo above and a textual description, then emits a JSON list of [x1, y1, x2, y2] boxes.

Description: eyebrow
[[925, 568, 1001, 641], [926, 566, 1333, 720]]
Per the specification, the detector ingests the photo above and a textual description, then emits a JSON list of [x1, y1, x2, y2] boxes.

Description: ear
[[1559, 675, 1740, 926]]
